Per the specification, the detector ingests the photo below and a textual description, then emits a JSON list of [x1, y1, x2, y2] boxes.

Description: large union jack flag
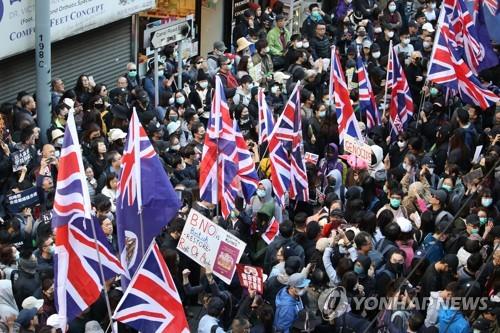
[[268, 83, 308, 203], [428, 10, 499, 109], [356, 55, 380, 129], [116, 108, 180, 287], [53, 110, 124, 329], [387, 44, 414, 138], [234, 122, 259, 202], [199, 76, 239, 218], [258, 88, 275, 145], [113, 241, 189, 333], [443, 0, 498, 72], [330, 47, 363, 143]]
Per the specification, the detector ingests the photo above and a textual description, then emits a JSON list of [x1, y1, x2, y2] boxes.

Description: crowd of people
[[0, 0, 499, 332]]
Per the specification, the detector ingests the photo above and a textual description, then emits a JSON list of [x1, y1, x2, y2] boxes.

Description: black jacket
[[310, 35, 331, 60]]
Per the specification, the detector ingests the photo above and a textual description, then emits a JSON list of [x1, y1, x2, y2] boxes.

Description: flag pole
[[132, 108, 145, 258], [382, 40, 393, 123], [68, 107, 116, 333], [89, 218, 118, 333]]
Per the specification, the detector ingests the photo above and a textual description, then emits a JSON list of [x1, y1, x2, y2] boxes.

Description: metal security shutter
[[0, 18, 132, 104]]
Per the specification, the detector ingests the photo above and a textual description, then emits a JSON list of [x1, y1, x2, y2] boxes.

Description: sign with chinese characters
[[7, 187, 39, 212], [236, 264, 264, 294]]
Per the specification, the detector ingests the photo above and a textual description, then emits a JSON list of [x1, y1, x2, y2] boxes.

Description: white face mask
[[199, 81, 208, 89], [265, 46, 270, 53], [296, 288, 307, 296], [423, 41, 432, 49], [374, 27, 382, 33], [158, 70, 164, 77], [428, 167, 434, 175], [386, 31, 395, 38], [319, 111, 326, 118], [430, 2, 437, 8], [271, 86, 279, 94], [402, 38, 411, 45], [303, 42, 310, 48], [372, 51, 381, 59], [368, 266, 375, 277], [397, 140, 407, 149], [296, 41, 303, 48], [55, 137, 64, 146], [389, 4, 397, 12]]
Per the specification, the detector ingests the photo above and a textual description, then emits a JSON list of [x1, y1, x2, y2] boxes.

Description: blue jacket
[[420, 233, 444, 264], [274, 287, 303, 333], [438, 308, 470, 333]]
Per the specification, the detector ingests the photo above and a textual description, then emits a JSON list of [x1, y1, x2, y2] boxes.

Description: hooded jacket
[[247, 179, 283, 223], [369, 145, 384, 178], [0, 280, 19, 321], [274, 287, 304, 333], [438, 307, 470, 333]]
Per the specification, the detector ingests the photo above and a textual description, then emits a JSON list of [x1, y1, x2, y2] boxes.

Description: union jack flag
[[268, 83, 309, 203], [443, 0, 498, 72], [53, 110, 124, 329], [258, 88, 275, 145], [234, 122, 259, 202], [387, 45, 414, 138], [113, 241, 189, 333], [356, 55, 380, 129], [331, 46, 363, 143], [116, 108, 180, 287], [199, 76, 239, 218], [481, 0, 499, 15], [428, 11, 499, 109]]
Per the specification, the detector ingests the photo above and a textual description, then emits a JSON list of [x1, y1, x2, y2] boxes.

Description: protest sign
[[472, 145, 483, 164], [236, 264, 264, 294], [304, 152, 319, 165], [10, 149, 32, 172], [177, 209, 246, 284], [7, 187, 39, 213], [343, 135, 372, 164]]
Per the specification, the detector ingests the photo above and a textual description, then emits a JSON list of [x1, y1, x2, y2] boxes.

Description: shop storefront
[[0, 0, 156, 104]]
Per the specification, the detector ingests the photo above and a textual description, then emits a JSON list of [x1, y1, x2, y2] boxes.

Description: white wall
[[200, 2, 224, 57]]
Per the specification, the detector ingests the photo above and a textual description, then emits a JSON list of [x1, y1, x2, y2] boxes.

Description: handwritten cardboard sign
[[177, 209, 246, 284], [344, 134, 372, 164]]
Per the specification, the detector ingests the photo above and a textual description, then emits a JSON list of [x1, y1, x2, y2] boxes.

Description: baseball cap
[[421, 155, 436, 167], [363, 39, 373, 48], [107, 128, 127, 143], [396, 217, 413, 233], [422, 22, 435, 32], [213, 41, 226, 52], [288, 273, 311, 288], [22, 296, 44, 310], [19, 257, 37, 275], [431, 189, 448, 205], [442, 254, 459, 271]]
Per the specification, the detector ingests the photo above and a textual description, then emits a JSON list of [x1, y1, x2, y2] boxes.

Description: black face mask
[[387, 262, 403, 274]]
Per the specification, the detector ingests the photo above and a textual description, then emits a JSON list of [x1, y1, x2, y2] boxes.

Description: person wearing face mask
[[35, 236, 55, 273], [395, 30, 414, 64], [217, 55, 239, 90], [366, 43, 386, 92], [207, 41, 227, 78], [375, 249, 406, 297], [381, 1, 402, 33], [414, 22, 435, 51], [406, 51, 426, 108], [274, 273, 309, 333], [143, 59, 170, 104], [377, 187, 409, 219], [246, 179, 283, 223], [234, 104, 256, 140], [233, 9, 255, 48], [476, 188, 499, 220], [422, 0, 438, 24], [189, 70, 212, 125], [123, 62, 141, 93], [302, 3, 329, 39], [375, 24, 396, 60]]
